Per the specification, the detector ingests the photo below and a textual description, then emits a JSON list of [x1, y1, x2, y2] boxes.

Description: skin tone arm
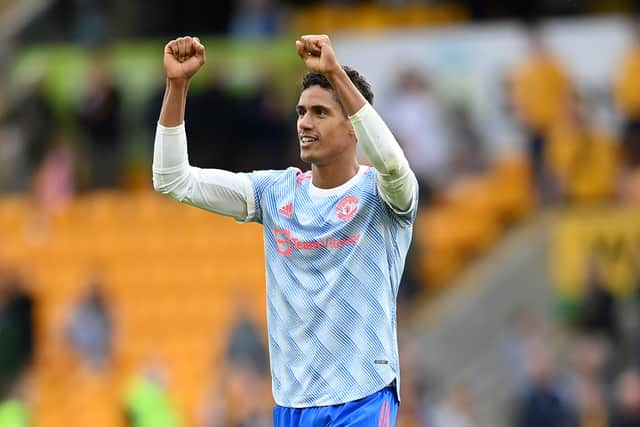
[[159, 36, 207, 127]]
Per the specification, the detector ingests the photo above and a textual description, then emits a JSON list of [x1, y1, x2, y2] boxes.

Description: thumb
[[296, 40, 306, 59]]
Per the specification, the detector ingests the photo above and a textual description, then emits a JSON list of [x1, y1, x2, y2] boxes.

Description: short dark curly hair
[[301, 66, 374, 113]]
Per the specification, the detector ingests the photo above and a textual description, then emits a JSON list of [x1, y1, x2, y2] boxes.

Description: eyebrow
[[297, 101, 348, 118], [296, 104, 331, 111]]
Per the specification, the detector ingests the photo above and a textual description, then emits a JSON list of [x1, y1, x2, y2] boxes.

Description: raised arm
[[296, 35, 417, 214], [152, 37, 254, 222]]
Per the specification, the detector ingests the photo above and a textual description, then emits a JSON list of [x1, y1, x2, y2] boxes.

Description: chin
[[299, 149, 316, 164]]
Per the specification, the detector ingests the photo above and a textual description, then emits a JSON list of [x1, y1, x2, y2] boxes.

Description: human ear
[[347, 123, 356, 140]]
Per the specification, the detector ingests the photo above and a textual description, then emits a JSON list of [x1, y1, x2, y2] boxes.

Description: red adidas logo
[[278, 203, 293, 218]]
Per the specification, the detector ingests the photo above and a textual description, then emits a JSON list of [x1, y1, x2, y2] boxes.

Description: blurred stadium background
[[1, 0, 640, 426]]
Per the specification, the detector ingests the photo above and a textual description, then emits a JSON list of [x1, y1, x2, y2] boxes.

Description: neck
[[311, 158, 360, 189]]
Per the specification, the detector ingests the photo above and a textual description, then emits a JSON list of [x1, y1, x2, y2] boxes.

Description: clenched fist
[[296, 34, 341, 75], [164, 36, 206, 82]]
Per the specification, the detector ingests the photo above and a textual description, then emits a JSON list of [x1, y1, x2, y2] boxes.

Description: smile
[[299, 135, 319, 147]]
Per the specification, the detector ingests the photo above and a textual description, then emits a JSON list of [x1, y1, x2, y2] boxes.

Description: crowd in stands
[[499, 265, 640, 427], [508, 22, 640, 207], [394, 279, 640, 427], [5, 19, 640, 209], [19, 0, 640, 45]]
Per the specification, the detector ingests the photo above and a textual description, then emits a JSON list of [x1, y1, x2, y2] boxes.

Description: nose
[[298, 112, 313, 131]]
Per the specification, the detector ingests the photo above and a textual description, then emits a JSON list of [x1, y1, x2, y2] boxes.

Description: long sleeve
[[152, 123, 255, 222], [349, 103, 418, 214]]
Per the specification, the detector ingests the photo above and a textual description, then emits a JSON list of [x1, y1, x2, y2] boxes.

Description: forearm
[[325, 67, 367, 116], [159, 78, 189, 127], [349, 103, 417, 212]]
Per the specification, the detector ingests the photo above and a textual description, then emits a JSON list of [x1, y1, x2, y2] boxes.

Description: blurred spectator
[[6, 76, 55, 190], [567, 335, 610, 388], [609, 368, 640, 427], [546, 91, 619, 203], [31, 135, 77, 221], [613, 20, 640, 169], [396, 334, 435, 427], [565, 336, 610, 427], [182, 65, 242, 169], [483, 73, 527, 158], [20, 137, 78, 243], [149, 63, 293, 173], [575, 257, 620, 348], [501, 306, 546, 392], [432, 387, 480, 427], [197, 367, 270, 427], [196, 290, 270, 427], [574, 380, 608, 427], [514, 345, 576, 427], [76, 56, 123, 188], [225, 293, 268, 376], [412, 378, 436, 427], [0, 268, 34, 397], [382, 68, 451, 204], [184, 66, 293, 172], [229, 0, 284, 39], [0, 125, 20, 192], [124, 360, 183, 427], [64, 273, 113, 371], [239, 72, 293, 171], [509, 27, 571, 195], [447, 103, 487, 177]]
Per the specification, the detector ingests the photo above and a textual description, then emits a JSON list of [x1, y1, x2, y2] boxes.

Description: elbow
[[152, 171, 186, 200], [153, 181, 174, 197], [152, 172, 167, 194], [382, 160, 401, 177], [380, 154, 407, 178], [152, 173, 167, 194]]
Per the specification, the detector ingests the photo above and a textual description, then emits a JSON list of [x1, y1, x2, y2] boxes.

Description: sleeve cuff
[[157, 122, 185, 135], [375, 170, 419, 220], [235, 173, 256, 223]]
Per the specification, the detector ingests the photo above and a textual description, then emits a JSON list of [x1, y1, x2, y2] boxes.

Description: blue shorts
[[273, 386, 398, 427]]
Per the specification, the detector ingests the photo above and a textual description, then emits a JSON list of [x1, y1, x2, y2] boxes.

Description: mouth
[[299, 134, 319, 148]]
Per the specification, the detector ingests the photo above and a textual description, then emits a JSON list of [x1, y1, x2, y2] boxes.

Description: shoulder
[[245, 167, 301, 188], [353, 166, 384, 197], [369, 167, 419, 225], [295, 169, 312, 186]]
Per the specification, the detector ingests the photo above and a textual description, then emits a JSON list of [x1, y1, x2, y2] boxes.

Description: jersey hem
[[273, 374, 398, 409]]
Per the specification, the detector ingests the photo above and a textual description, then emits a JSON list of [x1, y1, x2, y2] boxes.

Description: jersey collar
[[308, 165, 369, 197]]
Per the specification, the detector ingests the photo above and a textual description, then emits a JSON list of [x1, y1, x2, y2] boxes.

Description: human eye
[[314, 107, 328, 117]]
